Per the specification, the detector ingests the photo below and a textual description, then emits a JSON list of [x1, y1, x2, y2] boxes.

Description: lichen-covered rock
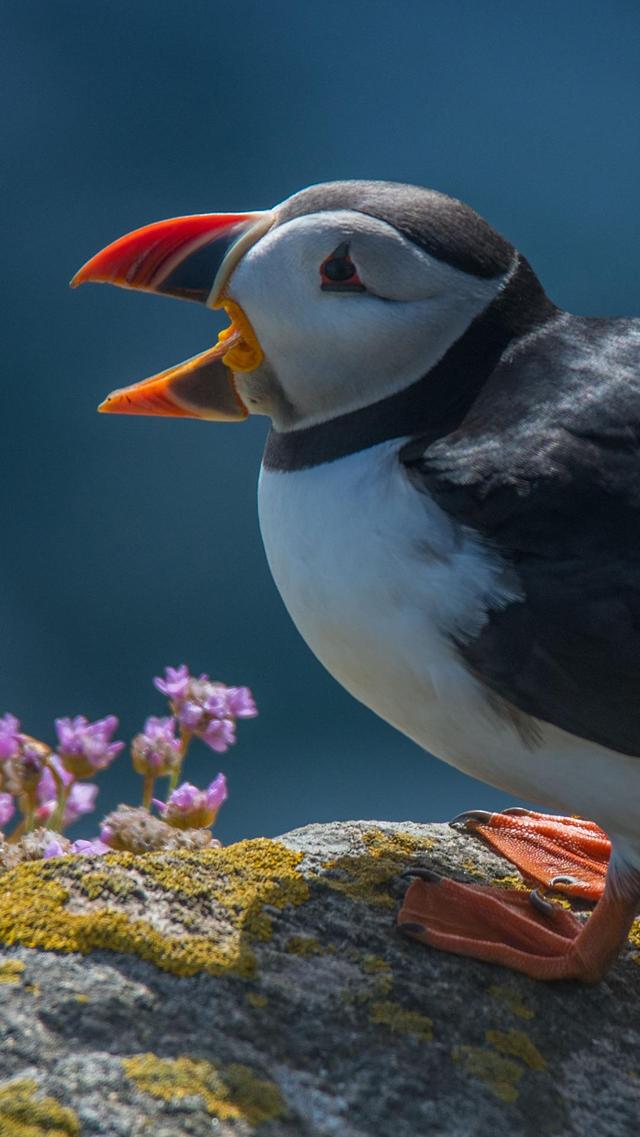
[[0, 820, 638, 1136]]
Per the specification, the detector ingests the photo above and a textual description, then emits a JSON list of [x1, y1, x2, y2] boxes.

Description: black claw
[[528, 887, 556, 916], [550, 874, 584, 888], [402, 866, 442, 883], [500, 807, 531, 816], [449, 809, 493, 829], [398, 922, 426, 935]]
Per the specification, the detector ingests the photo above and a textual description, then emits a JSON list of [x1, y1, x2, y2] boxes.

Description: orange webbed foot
[[397, 869, 637, 982], [397, 809, 638, 982], [451, 807, 610, 901]]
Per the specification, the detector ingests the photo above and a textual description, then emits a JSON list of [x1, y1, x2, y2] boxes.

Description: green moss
[[321, 829, 435, 908], [0, 839, 308, 979], [285, 934, 322, 957], [486, 1029, 546, 1071], [453, 1045, 523, 1104], [0, 959, 25, 984], [122, 1054, 286, 1126], [0, 1078, 80, 1137], [369, 1000, 433, 1042], [488, 984, 535, 1020]]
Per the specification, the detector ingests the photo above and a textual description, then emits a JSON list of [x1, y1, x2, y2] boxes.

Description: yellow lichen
[[361, 953, 390, 975], [0, 840, 308, 979], [461, 859, 483, 877], [453, 1027, 546, 1103], [627, 918, 640, 962], [246, 991, 268, 1008], [453, 1045, 523, 1104], [485, 1029, 546, 1071], [360, 954, 393, 997], [369, 1000, 433, 1041], [321, 829, 435, 908], [77, 869, 138, 901], [0, 959, 25, 984], [122, 1054, 286, 1126], [493, 874, 529, 893], [0, 1078, 80, 1137], [284, 935, 322, 957], [488, 984, 535, 1021]]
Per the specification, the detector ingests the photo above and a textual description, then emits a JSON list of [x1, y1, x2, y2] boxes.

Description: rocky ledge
[[0, 819, 638, 1137]]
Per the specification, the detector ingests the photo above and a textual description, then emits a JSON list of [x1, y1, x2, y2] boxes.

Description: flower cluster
[[55, 715, 124, 779], [154, 665, 257, 753], [0, 665, 257, 863]]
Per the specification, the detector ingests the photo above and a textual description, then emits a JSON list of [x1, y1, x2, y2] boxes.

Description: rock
[[0, 819, 638, 1136]]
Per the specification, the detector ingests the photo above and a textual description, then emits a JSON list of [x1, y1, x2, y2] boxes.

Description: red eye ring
[[320, 242, 365, 292]]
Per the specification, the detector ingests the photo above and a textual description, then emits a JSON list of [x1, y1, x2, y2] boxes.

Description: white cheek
[[229, 218, 508, 428]]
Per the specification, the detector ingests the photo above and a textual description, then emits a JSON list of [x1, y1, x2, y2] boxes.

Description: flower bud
[[56, 715, 124, 779], [154, 773, 228, 830], [131, 716, 182, 778]]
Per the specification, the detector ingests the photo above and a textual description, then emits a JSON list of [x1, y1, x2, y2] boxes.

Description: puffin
[[72, 180, 640, 982]]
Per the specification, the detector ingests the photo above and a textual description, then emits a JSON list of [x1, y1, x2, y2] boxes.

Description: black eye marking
[[320, 242, 366, 292]]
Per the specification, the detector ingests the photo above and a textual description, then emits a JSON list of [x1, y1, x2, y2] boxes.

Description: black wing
[[402, 314, 640, 756]]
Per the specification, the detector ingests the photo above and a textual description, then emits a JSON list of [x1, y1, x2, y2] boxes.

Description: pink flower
[[70, 838, 111, 856], [131, 716, 182, 777], [42, 838, 67, 858], [154, 773, 228, 830], [0, 714, 20, 761], [201, 718, 236, 753], [36, 762, 98, 828], [226, 687, 258, 719], [99, 823, 115, 847], [2, 736, 49, 795], [154, 665, 257, 754], [55, 715, 124, 779], [153, 665, 190, 702], [0, 793, 15, 828]]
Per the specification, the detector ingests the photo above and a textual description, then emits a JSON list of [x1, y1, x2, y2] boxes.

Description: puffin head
[[72, 181, 521, 431]]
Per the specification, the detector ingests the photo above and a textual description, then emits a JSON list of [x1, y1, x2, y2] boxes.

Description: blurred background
[[1, 0, 639, 844]]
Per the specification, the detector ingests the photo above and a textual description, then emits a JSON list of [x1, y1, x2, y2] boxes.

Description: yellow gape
[[215, 297, 264, 373]]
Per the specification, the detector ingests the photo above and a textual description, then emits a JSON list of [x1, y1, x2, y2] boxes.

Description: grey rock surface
[[0, 819, 638, 1137]]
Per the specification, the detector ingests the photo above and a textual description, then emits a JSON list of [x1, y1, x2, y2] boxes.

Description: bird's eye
[[320, 243, 366, 292]]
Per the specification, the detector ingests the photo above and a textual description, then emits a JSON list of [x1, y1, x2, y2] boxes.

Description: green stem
[[50, 782, 71, 834], [6, 819, 26, 845], [47, 760, 68, 833], [167, 728, 192, 796], [142, 774, 155, 810], [22, 792, 36, 834]]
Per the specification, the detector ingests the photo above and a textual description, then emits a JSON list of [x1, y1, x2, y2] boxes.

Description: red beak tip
[[70, 267, 92, 289]]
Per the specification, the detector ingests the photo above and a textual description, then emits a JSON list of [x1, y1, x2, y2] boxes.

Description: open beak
[[72, 210, 273, 420]]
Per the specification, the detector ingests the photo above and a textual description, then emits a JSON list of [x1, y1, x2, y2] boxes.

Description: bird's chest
[[257, 441, 509, 753]]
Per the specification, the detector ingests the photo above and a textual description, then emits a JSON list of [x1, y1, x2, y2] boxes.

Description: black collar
[[262, 256, 557, 472]]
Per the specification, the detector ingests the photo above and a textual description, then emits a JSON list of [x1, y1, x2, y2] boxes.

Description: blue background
[[2, 0, 639, 844]]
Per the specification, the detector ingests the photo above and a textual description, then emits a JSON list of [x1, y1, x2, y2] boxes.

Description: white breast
[[257, 439, 640, 852], [258, 440, 517, 762]]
